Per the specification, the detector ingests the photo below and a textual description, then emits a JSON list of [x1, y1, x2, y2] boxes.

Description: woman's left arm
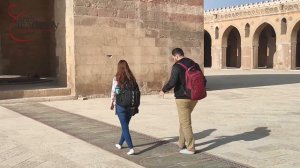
[[110, 78, 117, 110]]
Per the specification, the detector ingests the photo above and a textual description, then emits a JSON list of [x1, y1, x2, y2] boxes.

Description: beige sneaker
[[179, 149, 195, 155]]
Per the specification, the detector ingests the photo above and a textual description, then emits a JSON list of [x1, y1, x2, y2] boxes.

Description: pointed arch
[[253, 23, 277, 69], [291, 21, 300, 69], [222, 26, 241, 68], [204, 30, 212, 67]]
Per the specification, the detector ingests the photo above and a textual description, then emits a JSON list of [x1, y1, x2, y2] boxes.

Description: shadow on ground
[[134, 127, 271, 154], [196, 127, 271, 152], [134, 129, 217, 155], [206, 74, 300, 90]]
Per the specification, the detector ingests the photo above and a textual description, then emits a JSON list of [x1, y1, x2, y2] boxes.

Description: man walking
[[160, 48, 204, 154]]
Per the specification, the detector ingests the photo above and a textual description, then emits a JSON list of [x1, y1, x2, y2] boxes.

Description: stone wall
[[73, 0, 204, 96]]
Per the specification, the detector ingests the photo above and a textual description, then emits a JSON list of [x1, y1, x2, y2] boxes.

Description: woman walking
[[110, 60, 140, 155]]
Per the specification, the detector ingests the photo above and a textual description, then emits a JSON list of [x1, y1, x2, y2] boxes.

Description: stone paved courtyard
[[0, 70, 300, 168]]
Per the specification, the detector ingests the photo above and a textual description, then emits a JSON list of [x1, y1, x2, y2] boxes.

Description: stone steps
[[0, 95, 76, 105], [0, 87, 75, 103]]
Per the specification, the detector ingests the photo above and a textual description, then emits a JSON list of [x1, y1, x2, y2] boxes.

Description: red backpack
[[177, 63, 207, 100]]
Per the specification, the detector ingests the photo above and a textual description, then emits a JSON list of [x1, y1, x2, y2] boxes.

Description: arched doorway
[[0, 1, 5, 75], [291, 21, 300, 69], [253, 23, 276, 69], [0, 35, 3, 75], [222, 26, 241, 68], [0, 0, 72, 99], [296, 30, 300, 68], [204, 30, 212, 67]]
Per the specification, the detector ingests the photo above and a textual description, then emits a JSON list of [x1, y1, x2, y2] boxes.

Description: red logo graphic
[[0, 1, 59, 43], [8, 3, 32, 43]]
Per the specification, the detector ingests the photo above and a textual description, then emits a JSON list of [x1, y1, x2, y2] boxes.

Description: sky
[[205, 0, 266, 10]]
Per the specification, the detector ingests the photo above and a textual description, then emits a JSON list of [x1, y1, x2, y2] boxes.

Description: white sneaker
[[179, 149, 195, 155], [115, 144, 122, 150], [127, 149, 135, 155]]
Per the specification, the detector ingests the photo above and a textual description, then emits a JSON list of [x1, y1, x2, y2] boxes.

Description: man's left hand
[[159, 91, 165, 98]]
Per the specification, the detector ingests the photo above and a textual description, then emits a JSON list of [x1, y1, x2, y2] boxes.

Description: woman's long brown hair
[[116, 60, 136, 89]]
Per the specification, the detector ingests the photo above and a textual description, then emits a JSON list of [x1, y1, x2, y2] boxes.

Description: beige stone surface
[[0, 106, 143, 168], [40, 69, 300, 168]]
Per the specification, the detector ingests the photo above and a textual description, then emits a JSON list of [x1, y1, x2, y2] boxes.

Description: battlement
[[205, 0, 297, 15]]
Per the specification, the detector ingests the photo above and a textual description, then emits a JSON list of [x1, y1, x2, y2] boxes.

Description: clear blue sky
[[205, 0, 265, 10]]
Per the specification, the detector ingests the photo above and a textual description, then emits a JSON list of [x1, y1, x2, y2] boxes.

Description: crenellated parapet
[[204, 0, 300, 23]]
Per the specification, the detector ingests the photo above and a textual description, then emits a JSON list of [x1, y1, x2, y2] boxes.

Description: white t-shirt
[[111, 77, 117, 104]]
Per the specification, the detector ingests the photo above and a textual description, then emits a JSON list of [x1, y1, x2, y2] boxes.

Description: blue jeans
[[116, 105, 133, 149]]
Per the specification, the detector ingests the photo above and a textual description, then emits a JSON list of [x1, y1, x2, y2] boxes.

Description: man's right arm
[[162, 65, 180, 93]]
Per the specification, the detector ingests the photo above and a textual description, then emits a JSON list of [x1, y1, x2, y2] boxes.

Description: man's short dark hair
[[172, 48, 184, 57]]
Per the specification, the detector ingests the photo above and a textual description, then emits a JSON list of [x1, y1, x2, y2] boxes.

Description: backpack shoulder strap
[[177, 62, 188, 70], [177, 62, 197, 71], [125, 81, 139, 91], [133, 81, 140, 91]]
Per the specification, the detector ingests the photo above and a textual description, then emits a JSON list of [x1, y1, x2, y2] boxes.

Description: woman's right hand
[[110, 103, 115, 110]]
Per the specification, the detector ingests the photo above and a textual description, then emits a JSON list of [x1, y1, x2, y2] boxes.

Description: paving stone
[[3, 103, 251, 168]]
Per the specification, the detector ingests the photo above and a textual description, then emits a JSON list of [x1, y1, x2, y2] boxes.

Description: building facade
[[204, 0, 300, 70], [0, 0, 204, 99]]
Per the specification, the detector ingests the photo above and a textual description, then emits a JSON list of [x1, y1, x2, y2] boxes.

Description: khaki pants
[[176, 99, 198, 151]]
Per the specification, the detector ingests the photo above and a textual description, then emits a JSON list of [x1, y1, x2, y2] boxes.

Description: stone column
[[54, 0, 76, 94], [291, 42, 297, 70], [241, 45, 252, 69], [211, 46, 223, 69], [237, 47, 242, 68], [221, 46, 227, 68], [252, 45, 259, 69], [276, 42, 290, 70], [241, 36, 251, 70]]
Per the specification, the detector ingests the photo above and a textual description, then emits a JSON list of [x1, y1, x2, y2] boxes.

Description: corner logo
[[6, 2, 59, 43]]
